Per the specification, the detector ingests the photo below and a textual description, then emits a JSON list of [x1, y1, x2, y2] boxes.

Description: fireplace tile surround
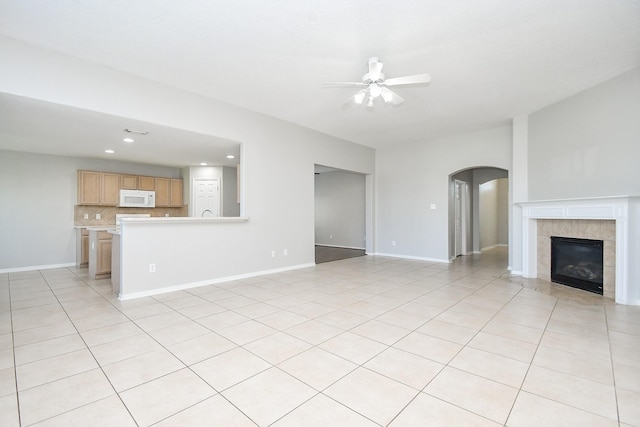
[[519, 196, 640, 305]]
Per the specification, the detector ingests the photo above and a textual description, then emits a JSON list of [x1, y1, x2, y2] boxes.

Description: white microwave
[[119, 190, 155, 208]]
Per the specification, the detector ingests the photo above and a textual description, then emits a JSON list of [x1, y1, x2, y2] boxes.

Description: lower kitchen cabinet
[[89, 230, 113, 279], [76, 229, 90, 267], [81, 231, 89, 266]]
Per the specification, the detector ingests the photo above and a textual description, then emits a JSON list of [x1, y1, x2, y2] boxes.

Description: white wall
[[528, 67, 640, 200], [222, 166, 240, 217], [479, 180, 498, 250], [0, 37, 374, 274], [376, 126, 512, 262], [0, 150, 180, 269], [314, 170, 366, 249], [478, 178, 508, 251], [497, 178, 508, 245]]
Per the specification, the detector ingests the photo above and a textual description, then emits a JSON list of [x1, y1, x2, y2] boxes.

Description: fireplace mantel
[[518, 196, 640, 305]]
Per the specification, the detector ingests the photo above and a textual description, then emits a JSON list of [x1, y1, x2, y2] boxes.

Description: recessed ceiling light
[[122, 137, 134, 143], [105, 149, 115, 154], [200, 162, 208, 166], [226, 155, 235, 159]]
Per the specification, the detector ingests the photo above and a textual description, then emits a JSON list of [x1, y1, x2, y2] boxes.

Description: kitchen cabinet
[[101, 173, 120, 206], [76, 228, 90, 268], [155, 177, 170, 206], [77, 170, 101, 204], [78, 169, 184, 207], [170, 179, 183, 206], [120, 174, 138, 190], [78, 170, 119, 205], [138, 176, 155, 191], [89, 230, 112, 279]]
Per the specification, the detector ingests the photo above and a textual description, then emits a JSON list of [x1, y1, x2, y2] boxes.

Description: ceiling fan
[[324, 57, 431, 108]]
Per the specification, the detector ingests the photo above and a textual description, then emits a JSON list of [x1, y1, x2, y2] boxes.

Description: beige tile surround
[[536, 220, 615, 299], [74, 205, 188, 227]]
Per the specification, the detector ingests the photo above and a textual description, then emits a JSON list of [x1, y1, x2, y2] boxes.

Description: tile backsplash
[[74, 205, 188, 226]]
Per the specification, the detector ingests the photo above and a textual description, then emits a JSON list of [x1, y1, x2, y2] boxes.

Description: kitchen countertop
[[74, 225, 116, 231], [119, 216, 250, 225]]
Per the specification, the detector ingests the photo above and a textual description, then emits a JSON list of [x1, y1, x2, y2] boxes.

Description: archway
[[448, 167, 509, 259]]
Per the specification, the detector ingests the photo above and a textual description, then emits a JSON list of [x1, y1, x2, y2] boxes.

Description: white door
[[193, 178, 220, 217], [454, 180, 468, 257]]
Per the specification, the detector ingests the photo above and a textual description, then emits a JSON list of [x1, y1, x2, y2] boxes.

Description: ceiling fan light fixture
[[369, 83, 382, 98], [325, 57, 429, 109]]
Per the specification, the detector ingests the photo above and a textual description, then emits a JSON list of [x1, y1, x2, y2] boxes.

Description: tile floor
[[1, 248, 639, 426]]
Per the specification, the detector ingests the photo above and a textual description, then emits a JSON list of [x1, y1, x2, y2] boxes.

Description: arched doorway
[[448, 167, 509, 259]]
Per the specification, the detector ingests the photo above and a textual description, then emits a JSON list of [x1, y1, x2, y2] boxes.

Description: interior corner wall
[[314, 170, 366, 249], [376, 125, 512, 262], [528, 67, 640, 200], [0, 37, 375, 275]]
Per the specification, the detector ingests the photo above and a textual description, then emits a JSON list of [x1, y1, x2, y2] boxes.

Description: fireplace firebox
[[550, 236, 604, 295]]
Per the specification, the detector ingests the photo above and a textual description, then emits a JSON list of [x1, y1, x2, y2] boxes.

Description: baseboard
[[315, 244, 366, 250], [0, 262, 76, 274], [372, 252, 450, 264], [480, 244, 508, 252], [118, 262, 316, 300]]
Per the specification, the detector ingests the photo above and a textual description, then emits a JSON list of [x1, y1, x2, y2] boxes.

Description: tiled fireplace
[[519, 196, 640, 305], [537, 219, 614, 298]]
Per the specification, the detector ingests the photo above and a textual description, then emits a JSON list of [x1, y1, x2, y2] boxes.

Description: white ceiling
[[1, 0, 639, 166], [0, 93, 240, 168]]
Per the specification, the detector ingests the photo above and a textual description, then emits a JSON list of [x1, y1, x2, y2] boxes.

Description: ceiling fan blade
[[368, 57, 383, 81], [384, 74, 431, 86], [322, 81, 367, 88], [381, 87, 404, 105]]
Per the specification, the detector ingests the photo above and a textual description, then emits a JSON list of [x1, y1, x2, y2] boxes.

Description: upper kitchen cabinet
[[138, 176, 155, 191], [120, 174, 138, 190], [77, 170, 118, 205], [77, 170, 100, 204], [170, 179, 183, 206], [155, 178, 183, 207], [101, 173, 120, 206], [155, 177, 170, 206]]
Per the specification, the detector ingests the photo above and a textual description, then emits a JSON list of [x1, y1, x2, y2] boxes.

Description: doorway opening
[[314, 165, 369, 264], [448, 167, 509, 260]]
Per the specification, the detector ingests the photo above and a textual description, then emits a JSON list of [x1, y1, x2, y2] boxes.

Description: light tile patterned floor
[[1, 248, 639, 426]]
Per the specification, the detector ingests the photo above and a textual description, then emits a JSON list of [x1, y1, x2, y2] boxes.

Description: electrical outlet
[[284, 249, 288, 256], [271, 250, 276, 258], [149, 264, 156, 273], [96, 213, 101, 220], [392, 240, 396, 246], [329, 234, 333, 239], [83, 213, 89, 220]]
